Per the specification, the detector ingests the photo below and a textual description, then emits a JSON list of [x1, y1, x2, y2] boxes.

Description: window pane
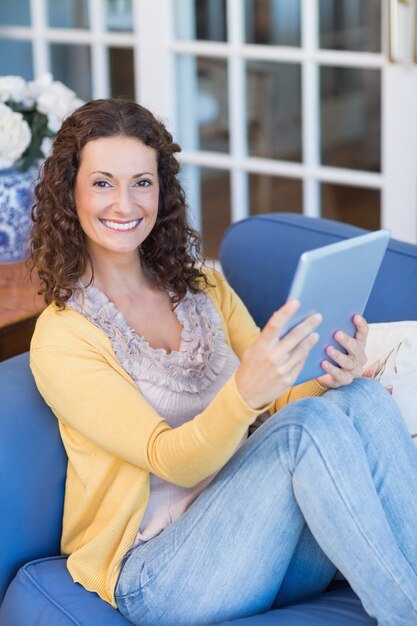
[[106, 0, 133, 31], [47, 0, 89, 28], [245, 0, 301, 46], [201, 168, 231, 259], [177, 56, 229, 153], [320, 67, 380, 172], [109, 47, 135, 99], [0, 40, 32, 79], [249, 174, 302, 215], [0, 0, 30, 26], [50, 44, 92, 101], [319, 0, 381, 52], [247, 61, 302, 162], [181, 164, 230, 259], [179, 163, 201, 232], [175, 0, 227, 41], [321, 184, 380, 231]]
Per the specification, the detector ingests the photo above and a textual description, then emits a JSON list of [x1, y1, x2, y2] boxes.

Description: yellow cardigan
[[30, 268, 325, 607]]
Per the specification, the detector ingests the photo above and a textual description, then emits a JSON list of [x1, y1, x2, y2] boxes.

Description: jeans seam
[[115, 585, 144, 601]]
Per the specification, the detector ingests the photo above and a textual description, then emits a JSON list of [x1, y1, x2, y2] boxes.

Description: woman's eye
[[93, 180, 111, 188], [136, 179, 152, 187]]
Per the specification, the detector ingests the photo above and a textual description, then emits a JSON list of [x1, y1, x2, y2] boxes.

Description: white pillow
[[363, 322, 417, 443], [365, 321, 417, 363]]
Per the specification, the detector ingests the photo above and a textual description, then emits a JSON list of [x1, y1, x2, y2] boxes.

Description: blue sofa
[[2, 213, 417, 625]]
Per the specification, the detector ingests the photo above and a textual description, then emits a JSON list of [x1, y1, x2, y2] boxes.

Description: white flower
[[36, 81, 83, 133], [0, 103, 31, 168], [0, 72, 82, 169], [40, 136, 53, 159], [0, 76, 27, 104], [24, 72, 53, 108]]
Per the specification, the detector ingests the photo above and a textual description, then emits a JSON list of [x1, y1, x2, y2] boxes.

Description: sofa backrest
[[0, 352, 67, 604], [220, 213, 417, 328]]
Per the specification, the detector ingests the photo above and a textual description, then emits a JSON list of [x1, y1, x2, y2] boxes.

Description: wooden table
[[0, 261, 45, 361]]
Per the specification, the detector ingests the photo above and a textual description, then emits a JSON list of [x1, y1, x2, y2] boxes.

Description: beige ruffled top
[[67, 283, 243, 545]]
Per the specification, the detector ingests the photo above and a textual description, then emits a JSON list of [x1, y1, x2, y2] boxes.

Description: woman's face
[[74, 135, 159, 261]]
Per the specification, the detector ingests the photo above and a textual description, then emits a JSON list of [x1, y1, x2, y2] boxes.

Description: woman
[[29, 99, 417, 626]]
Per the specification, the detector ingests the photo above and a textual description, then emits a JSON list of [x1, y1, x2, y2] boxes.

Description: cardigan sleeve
[[30, 305, 262, 489]]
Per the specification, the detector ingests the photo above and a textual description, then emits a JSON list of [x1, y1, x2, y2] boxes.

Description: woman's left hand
[[316, 314, 369, 389]]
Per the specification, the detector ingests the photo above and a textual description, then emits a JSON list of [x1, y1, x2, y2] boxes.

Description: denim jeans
[[115, 378, 417, 626]]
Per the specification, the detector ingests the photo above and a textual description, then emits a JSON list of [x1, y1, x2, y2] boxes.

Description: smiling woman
[[27, 98, 417, 626], [28, 99, 207, 310]]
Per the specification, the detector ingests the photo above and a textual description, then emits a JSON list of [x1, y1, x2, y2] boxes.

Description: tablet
[[280, 229, 390, 385]]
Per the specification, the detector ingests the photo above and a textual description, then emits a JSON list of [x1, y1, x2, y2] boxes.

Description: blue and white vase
[[0, 166, 38, 263]]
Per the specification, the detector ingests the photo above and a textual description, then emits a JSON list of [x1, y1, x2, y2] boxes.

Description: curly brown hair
[[28, 98, 210, 308]]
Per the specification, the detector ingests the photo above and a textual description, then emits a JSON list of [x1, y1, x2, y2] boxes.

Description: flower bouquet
[[0, 73, 83, 261], [0, 73, 83, 171]]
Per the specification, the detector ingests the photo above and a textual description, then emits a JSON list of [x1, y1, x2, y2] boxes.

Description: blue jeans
[[115, 378, 417, 626]]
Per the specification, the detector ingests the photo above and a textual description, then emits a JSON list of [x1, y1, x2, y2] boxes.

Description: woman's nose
[[113, 186, 134, 215]]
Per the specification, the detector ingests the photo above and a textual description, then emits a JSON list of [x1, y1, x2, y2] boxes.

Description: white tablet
[[280, 229, 390, 385]]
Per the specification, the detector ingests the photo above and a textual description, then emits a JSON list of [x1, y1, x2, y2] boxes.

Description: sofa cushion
[[0, 353, 67, 603], [219, 584, 376, 624], [0, 556, 375, 626], [0, 556, 131, 625]]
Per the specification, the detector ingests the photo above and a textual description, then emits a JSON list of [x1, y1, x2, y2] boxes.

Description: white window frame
[[165, 0, 384, 227], [1, 0, 416, 244]]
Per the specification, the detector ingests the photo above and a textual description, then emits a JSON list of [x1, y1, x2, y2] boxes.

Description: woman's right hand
[[235, 300, 322, 410]]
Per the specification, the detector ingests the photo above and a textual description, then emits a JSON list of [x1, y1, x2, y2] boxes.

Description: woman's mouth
[[99, 218, 142, 232]]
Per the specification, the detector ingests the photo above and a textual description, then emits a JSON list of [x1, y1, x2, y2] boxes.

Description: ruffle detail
[[67, 284, 233, 394]]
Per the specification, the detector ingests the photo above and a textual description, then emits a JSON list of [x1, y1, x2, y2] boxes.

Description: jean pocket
[[115, 585, 149, 626], [115, 549, 147, 599]]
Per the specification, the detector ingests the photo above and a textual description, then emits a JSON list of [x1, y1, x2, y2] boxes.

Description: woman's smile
[[99, 218, 143, 232]]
